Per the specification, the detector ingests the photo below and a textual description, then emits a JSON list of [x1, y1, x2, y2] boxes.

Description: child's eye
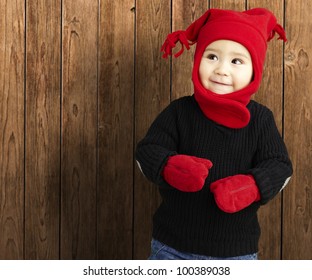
[[232, 58, 243, 65], [207, 54, 218, 61]]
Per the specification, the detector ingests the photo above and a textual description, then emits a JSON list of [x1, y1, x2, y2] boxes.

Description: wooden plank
[[283, 0, 312, 259], [134, 0, 171, 260], [25, 0, 61, 260], [97, 0, 135, 259], [210, 0, 246, 10], [61, 0, 98, 259], [0, 0, 25, 260], [171, 0, 208, 101], [248, 0, 285, 260]]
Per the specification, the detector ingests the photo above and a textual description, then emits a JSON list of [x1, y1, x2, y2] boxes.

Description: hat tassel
[[269, 23, 287, 42], [161, 30, 194, 58]]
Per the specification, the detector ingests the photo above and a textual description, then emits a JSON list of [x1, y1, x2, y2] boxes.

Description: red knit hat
[[161, 8, 287, 128]]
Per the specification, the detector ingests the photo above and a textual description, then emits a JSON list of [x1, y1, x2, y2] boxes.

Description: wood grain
[[0, 0, 25, 260], [171, 0, 207, 101], [134, 0, 171, 260], [248, 0, 285, 260], [61, 0, 98, 259], [25, 0, 61, 260], [283, 0, 312, 259], [97, 0, 135, 260], [210, 0, 246, 10]]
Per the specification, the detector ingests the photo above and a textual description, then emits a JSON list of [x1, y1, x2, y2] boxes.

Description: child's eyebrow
[[203, 47, 218, 53], [230, 52, 251, 60], [203, 48, 250, 60]]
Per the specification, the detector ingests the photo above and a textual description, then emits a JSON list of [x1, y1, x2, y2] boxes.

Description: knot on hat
[[161, 30, 194, 58]]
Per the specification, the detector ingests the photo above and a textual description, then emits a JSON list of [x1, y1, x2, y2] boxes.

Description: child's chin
[[209, 88, 233, 95]]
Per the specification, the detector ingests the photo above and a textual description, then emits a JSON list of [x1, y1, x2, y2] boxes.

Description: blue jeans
[[148, 239, 258, 260]]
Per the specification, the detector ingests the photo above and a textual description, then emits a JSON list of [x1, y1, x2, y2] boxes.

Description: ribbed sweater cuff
[[136, 144, 176, 185], [250, 169, 270, 203]]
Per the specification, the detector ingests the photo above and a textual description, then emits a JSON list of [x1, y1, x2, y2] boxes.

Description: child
[[135, 8, 293, 260]]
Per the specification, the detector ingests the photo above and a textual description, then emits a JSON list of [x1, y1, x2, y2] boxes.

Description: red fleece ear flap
[[161, 9, 211, 58]]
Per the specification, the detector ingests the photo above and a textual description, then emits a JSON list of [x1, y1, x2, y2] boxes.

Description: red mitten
[[210, 174, 261, 213], [162, 155, 213, 192]]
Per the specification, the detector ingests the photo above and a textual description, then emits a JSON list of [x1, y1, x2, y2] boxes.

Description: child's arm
[[135, 102, 179, 186], [136, 101, 212, 191], [249, 111, 293, 203], [210, 111, 293, 213]]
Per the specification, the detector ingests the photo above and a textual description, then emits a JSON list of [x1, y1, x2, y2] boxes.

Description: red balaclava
[[161, 8, 287, 128]]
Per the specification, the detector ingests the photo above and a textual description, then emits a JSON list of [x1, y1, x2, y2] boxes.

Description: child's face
[[199, 40, 253, 94]]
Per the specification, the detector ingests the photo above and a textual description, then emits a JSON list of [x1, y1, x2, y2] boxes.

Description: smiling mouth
[[211, 80, 232, 86]]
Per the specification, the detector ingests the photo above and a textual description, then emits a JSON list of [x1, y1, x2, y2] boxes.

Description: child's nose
[[215, 62, 229, 76]]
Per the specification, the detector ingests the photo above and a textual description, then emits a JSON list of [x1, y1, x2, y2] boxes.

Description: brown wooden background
[[0, 0, 311, 260]]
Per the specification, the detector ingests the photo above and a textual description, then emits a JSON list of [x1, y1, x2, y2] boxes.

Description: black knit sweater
[[136, 95, 292, 257]]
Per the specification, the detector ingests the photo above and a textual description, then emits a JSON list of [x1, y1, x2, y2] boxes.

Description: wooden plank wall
[[0, 0, 311, 260]]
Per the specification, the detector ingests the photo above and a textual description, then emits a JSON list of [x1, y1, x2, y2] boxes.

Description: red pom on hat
[[161, 8, 287, 128]]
